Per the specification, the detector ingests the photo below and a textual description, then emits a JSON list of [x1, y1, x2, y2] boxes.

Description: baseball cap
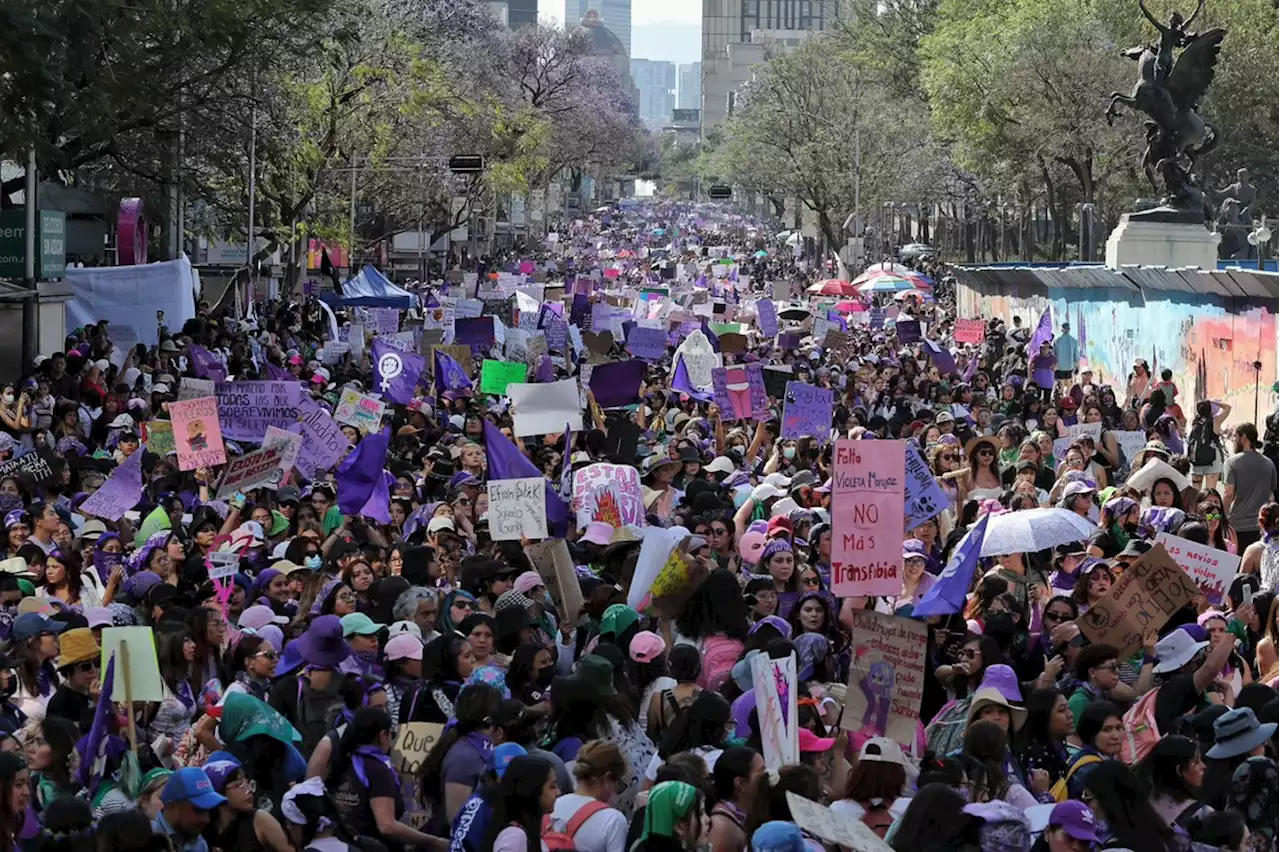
[[238, 604, 288, 631], [1047, 800, 1101, 844], [384, 633, 424, 662], [340, 612, 386, 637], [82, 607, 114, 629], [513, 571, 543, 594], [160, 767, 227, 810], [11, 613, 68, 643], [857, 736, 906, 766], [492, 743, 527, 779], [705, 456, 735, 475], [798, 727, 836, 754], [426, 516, 457, 535], [388, 620, 423, 640], [751, 821, 807, 852], [629, 630, 665, 664]]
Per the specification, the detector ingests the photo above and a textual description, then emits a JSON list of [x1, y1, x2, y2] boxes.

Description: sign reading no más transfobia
[[0, 210, 66, 279]]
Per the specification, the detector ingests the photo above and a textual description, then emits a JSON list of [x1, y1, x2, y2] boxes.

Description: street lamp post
[[1248, 218, 1272, 269]]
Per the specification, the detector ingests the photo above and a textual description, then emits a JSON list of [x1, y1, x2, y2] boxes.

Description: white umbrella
[[979, 508, 1097, 557]]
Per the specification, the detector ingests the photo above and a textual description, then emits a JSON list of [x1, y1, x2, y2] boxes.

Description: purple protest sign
[[570, 294, 590, 328], [454, 317, 495, 347], [591, 302, 612, 332], [295, 396, 352, 480], [757, 300, 778, 338], [711, 363, 769, 421], [214, 381, 304, 443], [589, 360, 646, 408], [626, 326, 667, 361], [92, 551, 124, 586], [923, 338, 958, 375], [189, 344, 227, 382], [778, 331, 802, 350], [782, 381, 834, 440], [78, 449, 143, 522], [545, 318, 569, 353], [896, 319, 921, 344]]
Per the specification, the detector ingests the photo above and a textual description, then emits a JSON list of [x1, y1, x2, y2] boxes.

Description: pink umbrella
[[806, 279, 859, 297], [833, 300, 868, 313]]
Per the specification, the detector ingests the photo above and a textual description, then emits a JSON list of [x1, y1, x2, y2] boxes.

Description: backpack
[[1120, 688, 1162, 765], [1188, 421, 1219, 467], [1048, 753, 1102, 802], [540, 800, 610, 851], [859, 800, 895, 838], [698, 635, 745, 691]]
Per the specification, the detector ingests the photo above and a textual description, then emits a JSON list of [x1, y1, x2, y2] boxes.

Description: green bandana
[[219, 691, 301, 745], [639, 781, 699, 842]]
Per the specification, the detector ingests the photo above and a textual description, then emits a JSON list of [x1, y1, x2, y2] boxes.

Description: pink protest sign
[[170, 396, 226, 471], [953, 319, 986, 344], [518, 260, 535, 274], [831, 440, 905, 598]]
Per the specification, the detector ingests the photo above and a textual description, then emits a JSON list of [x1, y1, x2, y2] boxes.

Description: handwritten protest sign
[[0, 451, 59, 488], [295, 397, 350, 480], [178, 378, 213, 400], [334, 388, 386, 435], [711, 364, 769, 421], [904, 442, 949, 529], [953, 319, 986, 344], [79, 451, 142, 522], [392, 722, 444, 775], [831, 440, 904, 598], [216, 445, 286, 497], [572, 463, 645, 529], [170, 397, 226, 470], [651, 549, 692, 599], [674, 330, 719, 389], [895, 318, 921, 344], [1079, 544, 1199, 657], [425, 344, 473, 378], [752, 652, 798, 771], [141, 421, 174, 456], [1114, 431, 1149, 466], [786, 793, 893, 852], [368, 308, 400, 336], [214, 381, 302, 442], [487, 478, 548, 540], [626, 325, 667, 361], [757, 299, 778, 337], [480, 360, 527, 395], [842, 610, 928, 746], [207, 551, 239, 581], [263, 426, 303, 483], [523, 538, 585, 623], [782, 382, 833, 440], [1155, 533, 1240, 605]]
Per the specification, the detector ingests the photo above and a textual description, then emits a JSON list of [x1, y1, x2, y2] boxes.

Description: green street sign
[[0, 209, 67, 280]]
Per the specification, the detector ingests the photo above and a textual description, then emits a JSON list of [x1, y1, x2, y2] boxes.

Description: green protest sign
[[480, 359, 528, 395]]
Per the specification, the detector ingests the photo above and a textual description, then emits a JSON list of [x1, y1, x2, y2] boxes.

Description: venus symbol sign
[[377, 350, 403, 393]]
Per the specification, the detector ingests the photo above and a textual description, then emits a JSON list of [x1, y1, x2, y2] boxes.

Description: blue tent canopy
[[317, 265, 417, 308]]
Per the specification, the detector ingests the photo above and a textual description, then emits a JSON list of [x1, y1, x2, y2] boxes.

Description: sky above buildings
[[538, 0, 701, 65]]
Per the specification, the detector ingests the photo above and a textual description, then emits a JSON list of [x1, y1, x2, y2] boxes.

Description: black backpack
[[1189, 420, 1219, 466]]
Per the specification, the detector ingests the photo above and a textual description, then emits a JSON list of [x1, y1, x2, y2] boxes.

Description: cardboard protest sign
[[523, 538, 585, 623], [544, 318, 569, 353], [480, 360, 527, 396], [1155, 533, 1240, 605], [782, 382, 833, 440], [368, 308, 400, 336], [903, 442, 949, 529], [1079, 544, 1199, 657], [752, 652, 798, 771], [0, 451, 60, 488], [79, 450, 143, 522], [786, 793, 893, 852], [170, 397, 226, 470], [263, 426, 303, 483], [100, 626, 164, 703], [831, 440, 905, 598], [216, 445, 286, 497], [141, 421, 175, 456], [953, 319, 986, 344], [214, 381, 303, 443], [334, 388, 386, 435], [842, 610, 927, 746], [757, 299, 779, 337], [487, 478, 548, 540], [711, 363, 768, 421], [425, 344, 473, 378], [392, 722, 444, 775], [207, 551, 239, 581], [178, 377, 214, 400], [1113, 431, 1149, 466], [508, 380, 583, 437], [572, 463, 645, 529], [321, 342, 351, 364], [295, 397, 351, 480], [482, 297, 515, 327], [673, 330, 719, 389]]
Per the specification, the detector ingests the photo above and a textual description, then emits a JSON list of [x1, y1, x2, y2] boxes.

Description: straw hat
[[55, 628, 100, 670]]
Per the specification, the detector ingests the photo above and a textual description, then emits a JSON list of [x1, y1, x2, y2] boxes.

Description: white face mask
[[1, 394, 13, 406]]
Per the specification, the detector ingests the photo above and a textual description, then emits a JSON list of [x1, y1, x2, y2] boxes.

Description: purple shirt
[[1031, 353, 1056, 389]]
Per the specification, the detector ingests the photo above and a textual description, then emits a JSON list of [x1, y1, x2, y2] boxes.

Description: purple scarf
[[351, 745, 400, 788]]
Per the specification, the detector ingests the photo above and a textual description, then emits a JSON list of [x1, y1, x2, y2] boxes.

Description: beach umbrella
[[833, 300, 868, 313], [856, 276, 917, 294], [806, 279, 858, 297], [979, 508, 1097, 557]]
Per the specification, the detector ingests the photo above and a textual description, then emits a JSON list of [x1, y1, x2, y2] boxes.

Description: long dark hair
[[962, 719, 1010, 803], [482, 755, 554, 852], [1136, 735, 1201, 805], [155, 625, 191, 695], [326, 707, 392, 790], [185, 606, 223, 686], [0, 751, 24, 850], [890, 783, 976, 852], [38, 716, 80, 788], [1015, 688, 1065, 754], [1082, 761, 1178, 852], [657, 691, 730, 760], [676, 569, 748, 641], [418, 683, 500, 809], [46, 550, 84, 603]]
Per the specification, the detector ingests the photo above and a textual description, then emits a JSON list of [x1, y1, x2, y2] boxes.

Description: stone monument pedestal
[[1105, 208, 1219, 269]]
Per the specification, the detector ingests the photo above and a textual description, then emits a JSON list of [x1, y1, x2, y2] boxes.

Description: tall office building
[[700, 0, 836, 136], [631, 59, 677, 131], [565, 0, 632, 55], [507, 0, 538, 27], [677, 63, 701, 110]]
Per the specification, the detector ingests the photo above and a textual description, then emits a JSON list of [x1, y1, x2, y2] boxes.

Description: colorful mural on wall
[[956, 275, 1277, 427]]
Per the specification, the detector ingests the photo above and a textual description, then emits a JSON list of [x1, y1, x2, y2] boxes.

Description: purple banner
[[78, 449, 143, 522], [896, 319, 921, 344], [711, 363, 769, 421], [545, 318, 569, 353], [214, 381, 304, 443]]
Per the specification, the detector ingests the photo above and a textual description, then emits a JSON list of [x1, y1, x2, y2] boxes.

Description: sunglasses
[[251, 650, 278, 661], [74, 661, 99, 673], [939, 454, 955, 462], [454, 600, 475, 611], [1043, 610, 1072, 623], [977, 447, 995, 456], [802, 576, 821, 587]]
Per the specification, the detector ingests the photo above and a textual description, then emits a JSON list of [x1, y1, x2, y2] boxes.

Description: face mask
[[305, 555, 322, 571], [782, 447, 796, 460], [1, 395, 13, 406]]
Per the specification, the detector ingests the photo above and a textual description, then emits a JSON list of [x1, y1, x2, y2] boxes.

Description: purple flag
[[671, 357, 714, 403], [265, 361, 291, 381], [700, 319, 721, 353], [559, 423, 574, 499], [914, 513, 990, 617], [336, 427, 390, 516], [482, 420, 570, 535], [589, 360, 646, 408], [78, 449, 143, 522], [923, 338, 958, 376], [359, 470, 395, 525], [189, 344, 227, 382], [535, 355, 556, 383], [76, 652, 122, 791], [372, 339, 426, 405], [433, 350, 473, 394], [1025, 306, 1053, 357]]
